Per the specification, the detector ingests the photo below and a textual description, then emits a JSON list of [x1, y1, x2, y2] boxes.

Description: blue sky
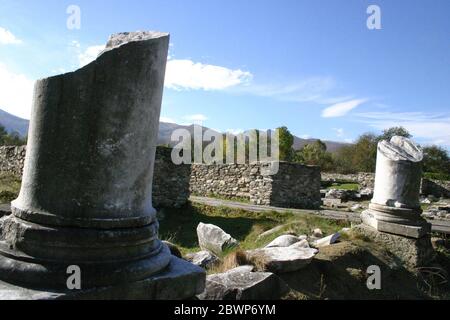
[[0, 0, 449, 147]]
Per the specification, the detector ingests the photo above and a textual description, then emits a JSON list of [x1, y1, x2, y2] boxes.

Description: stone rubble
[[185, 250, 220, 269], [197, 266, 289, 300], [197, 223, 239, 255]]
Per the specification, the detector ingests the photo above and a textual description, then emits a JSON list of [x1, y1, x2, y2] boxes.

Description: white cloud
[[322, 99, 367, 118], [300, 134, 311, 139], [356, 111, 450, 146], [184, 114, 208, 122], [0, 27, 22, 45], [0, 63, 34, 119], [78, 45, 105, 67], [160, 116, 176, 123], [165, 59, 252, 91]]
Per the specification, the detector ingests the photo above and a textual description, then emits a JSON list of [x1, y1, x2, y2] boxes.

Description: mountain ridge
[[0, 108, 350, 152]]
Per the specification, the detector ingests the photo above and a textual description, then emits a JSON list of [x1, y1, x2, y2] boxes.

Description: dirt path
[[189, 196, 362, 223], [189, 196, 450, 234]]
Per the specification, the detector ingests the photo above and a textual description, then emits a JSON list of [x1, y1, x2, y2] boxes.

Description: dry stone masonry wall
[[3, 146, 446, 208], [153, 147, 191, 208], [0, 146, 26, 176], [190, 162, 322, 209]]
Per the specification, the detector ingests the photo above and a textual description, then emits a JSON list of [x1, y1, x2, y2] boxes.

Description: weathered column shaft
[[361, 136, 430, 238], [0, 32, 173, 290]]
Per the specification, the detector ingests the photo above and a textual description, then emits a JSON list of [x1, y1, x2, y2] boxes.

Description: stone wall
[[270, 162, 321, 209], [421, 179, 450, 198], [190, 162, 321, 209], [321, 171, 450, 198], [0, 146, 26, 176], [0, 146, 327, 209], [153, 147, 191, 208], [321, 172, 375, 189], [189, 163, 272, 205]]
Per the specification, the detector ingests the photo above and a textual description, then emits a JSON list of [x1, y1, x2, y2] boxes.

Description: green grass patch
[[0, 173, 21, 204], [159, 202, 350, 255], [326, 183, 359, 191]]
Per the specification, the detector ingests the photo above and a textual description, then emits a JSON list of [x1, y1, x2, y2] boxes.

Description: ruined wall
[[421, 179, 450, 198], [190, 162, 321, 209], [189, 163, 272, 205], [321, 172, 375, 189], [152, 147, 191, 208], [0, 146, 26, 176], [0, 146, 328, 209], [321, 171, 450, 198], [270, 162, 321, 209]]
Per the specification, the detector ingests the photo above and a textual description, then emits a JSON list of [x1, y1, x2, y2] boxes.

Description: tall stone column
[[357, 136, 434, 268], [0, 31, 204, 299]]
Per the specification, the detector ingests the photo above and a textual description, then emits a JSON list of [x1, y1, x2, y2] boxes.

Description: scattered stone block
[[197, 223, 239, 255], [265, 235, 300, 248], [289, 239, 310, 249], [246, 247, 318, 273], [312, 228, 323, 238], [198, 266, 288, 300], [185, 250, 219, 269], [312, 233, 341, 248]]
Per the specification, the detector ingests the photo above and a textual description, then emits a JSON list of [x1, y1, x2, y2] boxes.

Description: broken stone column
[[357, 136, 434, 268], [0, 31, 204, 299]]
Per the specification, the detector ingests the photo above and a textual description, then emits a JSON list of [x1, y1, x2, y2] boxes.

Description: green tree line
[[276, 126, 450, 179], [0, 124, 27, 146]]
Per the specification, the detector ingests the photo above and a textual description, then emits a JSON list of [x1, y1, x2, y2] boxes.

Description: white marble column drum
[[361, 136, 431, 238]]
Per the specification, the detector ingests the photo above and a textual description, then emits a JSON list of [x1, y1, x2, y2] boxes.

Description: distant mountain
[[159, 123, 350, 153], [292, 136, 350, 153], [0, 108, 350, 152], [0, 109, 29, 137]]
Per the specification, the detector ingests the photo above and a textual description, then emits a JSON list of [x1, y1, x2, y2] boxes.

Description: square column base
[[361, 210, 430, 239], [0, 256, 205, 300], [353, 224, 435, 270]]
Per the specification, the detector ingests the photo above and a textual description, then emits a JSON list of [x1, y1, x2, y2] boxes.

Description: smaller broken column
[[357, 136, 434, 268]]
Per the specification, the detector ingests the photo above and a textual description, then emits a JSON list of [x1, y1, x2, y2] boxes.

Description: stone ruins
[[0, 31, 205, 299], [356, 136, 434, 268]]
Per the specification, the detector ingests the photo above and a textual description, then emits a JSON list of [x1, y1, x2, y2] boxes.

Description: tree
[[422, 145, 450, 177], [275, 126, 294, 161], [333, 133, 378, 173], [378, 126, 411, 142], [0, 124, 27, 146], [294, 140, 334, 171]]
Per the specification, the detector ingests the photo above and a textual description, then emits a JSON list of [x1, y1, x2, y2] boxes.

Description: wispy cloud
[[322, 99, 367, 118], [78, 44, 105, 67], [0, 27, 22, 45], [233, 76, 348, 104], [0, 63, 34, 119], [165, 59, 252, 91], [184, 114, 208, 122], [356, 111, 450, 146]]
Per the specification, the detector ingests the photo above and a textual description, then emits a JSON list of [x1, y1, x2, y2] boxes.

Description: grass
[[0, 173, 21, 204], [326, 182, 359, 191], [159, 202, 350, 256]]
